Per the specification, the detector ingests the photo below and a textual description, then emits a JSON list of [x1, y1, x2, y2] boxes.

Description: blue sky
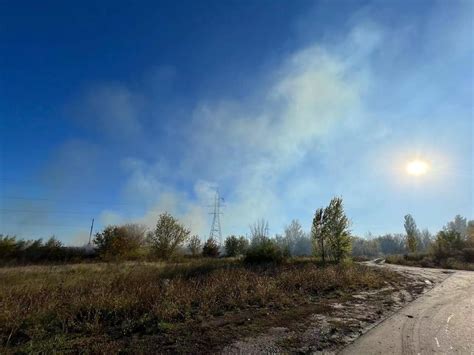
[[1, 0, 472, 244]]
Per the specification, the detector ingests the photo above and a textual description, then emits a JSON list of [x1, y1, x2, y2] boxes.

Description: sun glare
[[406, 159, 429, 176]]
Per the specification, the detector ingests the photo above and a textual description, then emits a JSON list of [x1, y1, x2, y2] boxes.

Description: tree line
[[1, 197, 473, 265]]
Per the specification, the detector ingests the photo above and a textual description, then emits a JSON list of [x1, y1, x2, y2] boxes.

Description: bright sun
[[406, 159, 429, 176]]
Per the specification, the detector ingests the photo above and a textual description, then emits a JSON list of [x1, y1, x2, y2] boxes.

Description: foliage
[[149, 213, 190, 259], [386, 215, 474, 271], [417, 229, 433, 252], [376, 234, 406, 255], [386, 252, 474, 271], [312, 197, 351, 263], [444, 215, 467, 238], [0, 234, 94, 265], [325, 197, 351, 262], [404, 214, 418, 253], [187, 235, 202, 256], [467, 221, 474, 246], [202, 238, 220, 257], [224, 235, 248, 257], [0, 235, 17, 259], [431, 229, 463, 260], [244, 236, 286, 264], [276, 220, 311, 256], [94, 224, 146, 260], [351, 236, 380, 258], [311, 207, 327, 263]]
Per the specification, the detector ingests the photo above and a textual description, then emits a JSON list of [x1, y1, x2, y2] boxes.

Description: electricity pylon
[[209, 189, 224, 244]]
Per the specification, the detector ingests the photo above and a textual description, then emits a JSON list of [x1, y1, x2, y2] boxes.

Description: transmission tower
[[209, 189, 224, 244]]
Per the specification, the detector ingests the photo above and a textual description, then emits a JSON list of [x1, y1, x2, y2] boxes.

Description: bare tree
[[187, 235, 202, 256], [249, 219, 269, 240]]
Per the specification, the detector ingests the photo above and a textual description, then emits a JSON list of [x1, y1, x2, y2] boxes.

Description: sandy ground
[[222, 262, 455, 354]]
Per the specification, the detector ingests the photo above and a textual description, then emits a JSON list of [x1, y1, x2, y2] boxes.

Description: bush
[[94, 224, 146, 260], [0, 235, 96, 265], [244, 237, 286, 264], [462, 248, 474, 263], [202, 238, 220, 257], [0, 235, 17, 259], [224, 235, 248, 257]]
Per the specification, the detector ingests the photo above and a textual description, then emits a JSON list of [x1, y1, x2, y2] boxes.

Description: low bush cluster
[[244, 236, 287, 264], [385, 252, 474, 271]]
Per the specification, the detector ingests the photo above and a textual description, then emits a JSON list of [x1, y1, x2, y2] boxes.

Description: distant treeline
[[0, 235, 95, 265], [1, 200, 473, 266], [352, 215, 474, 262]]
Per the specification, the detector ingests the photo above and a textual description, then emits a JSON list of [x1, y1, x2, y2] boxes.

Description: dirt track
[[340, 263, 474, 354]]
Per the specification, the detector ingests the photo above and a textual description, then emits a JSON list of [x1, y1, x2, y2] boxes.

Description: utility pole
[[88, 218, 95, 246], [209, 189, 224, 244]]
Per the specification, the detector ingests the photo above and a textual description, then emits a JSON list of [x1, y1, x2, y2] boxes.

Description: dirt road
[[340, 264, 474, 355]]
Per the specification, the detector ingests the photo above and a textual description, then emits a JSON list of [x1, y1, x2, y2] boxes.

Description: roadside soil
[[222, 262, 452, 354]]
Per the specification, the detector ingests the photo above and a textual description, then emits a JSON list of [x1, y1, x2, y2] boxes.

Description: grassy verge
[[385, 253, 474, 271], [0, 258, 399, 353]]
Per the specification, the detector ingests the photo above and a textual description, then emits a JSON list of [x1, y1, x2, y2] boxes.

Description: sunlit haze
[[406, 160, 430, 176], [1, 0, 472, 244]]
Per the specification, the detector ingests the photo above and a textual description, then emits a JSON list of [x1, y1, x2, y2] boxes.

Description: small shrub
[[224, 235, 249, 257], [202, 238, 220, 258], [244, 237, 285, 264], [462, 248, 474, 263]]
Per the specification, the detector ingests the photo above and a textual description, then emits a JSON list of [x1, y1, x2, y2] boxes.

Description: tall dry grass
[[0, 259, 396, 352]]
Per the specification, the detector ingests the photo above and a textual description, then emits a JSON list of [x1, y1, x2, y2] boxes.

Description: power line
[[0, 208, 97, 215], [1, 223, 89, 228], [0, 196, 136, 206]]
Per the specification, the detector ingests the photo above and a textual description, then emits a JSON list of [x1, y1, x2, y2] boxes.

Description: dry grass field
[[0, 258, 400, 353]]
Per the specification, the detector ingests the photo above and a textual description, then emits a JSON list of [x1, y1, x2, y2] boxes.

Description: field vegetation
[[1, 197, 472, 352], [0, 259, 397, 353]]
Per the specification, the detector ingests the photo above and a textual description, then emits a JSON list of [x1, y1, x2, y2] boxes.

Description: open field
[[1, 258, 404, 353]]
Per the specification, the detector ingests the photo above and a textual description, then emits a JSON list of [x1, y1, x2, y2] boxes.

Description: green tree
[[325, 197, 351, 263], [187, 235, 202, 256], [224, 235, 249, 257], [445, 215, 467, 239], [404, 214, 418, 253], [467, 221, 474, 247], [44, 236, 63, 260], [312, 197, 351, 263], [149, 213, 190, 259], [311, 207, 327, 263], [202, 238, 220, 257], [432, 229, 463, 260], [0, 234, 17, 260]]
